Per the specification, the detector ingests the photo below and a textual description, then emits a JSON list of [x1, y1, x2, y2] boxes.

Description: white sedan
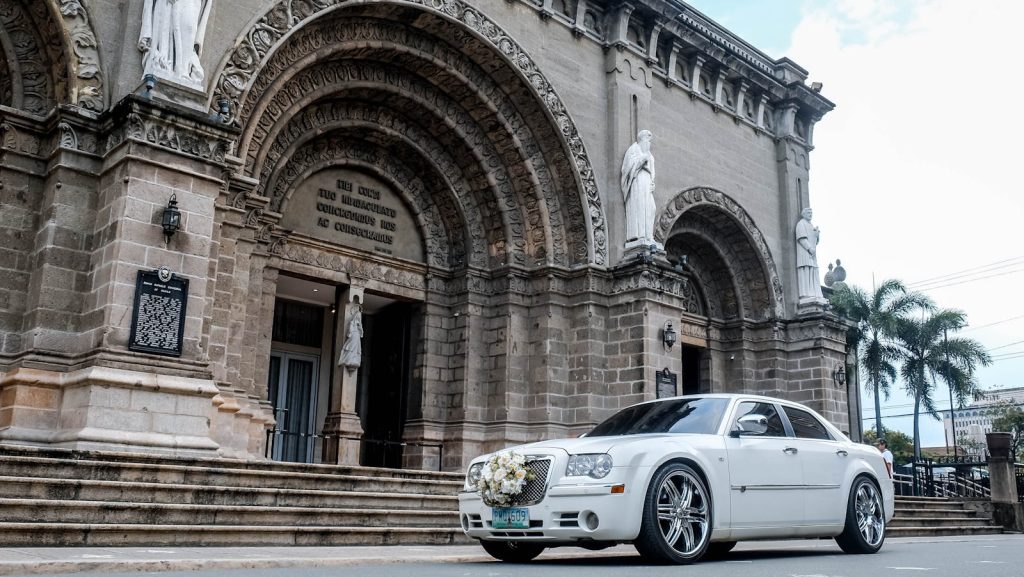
[[458, 394, 893, 564]]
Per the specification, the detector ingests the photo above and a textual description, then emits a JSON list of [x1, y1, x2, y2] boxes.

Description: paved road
[[9, 535, 1023, 577]]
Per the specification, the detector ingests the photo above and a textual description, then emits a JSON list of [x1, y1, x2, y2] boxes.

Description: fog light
[[461, 514, 470, 532], [583, 511, 599, 531]]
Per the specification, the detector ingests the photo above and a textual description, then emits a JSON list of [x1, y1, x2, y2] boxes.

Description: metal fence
[[893, 457, 991, 499], [1016, 464, 1024, 503], [263, 429, 444, 471]]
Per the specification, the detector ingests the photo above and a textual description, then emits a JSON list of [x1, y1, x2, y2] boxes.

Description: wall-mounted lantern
[[162, 194, 181, 242], [832, 363, 846, 388], [662, 321, 677, 350]]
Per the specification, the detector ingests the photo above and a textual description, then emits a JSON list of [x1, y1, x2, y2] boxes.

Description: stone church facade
[[0, 0, 857, 471]]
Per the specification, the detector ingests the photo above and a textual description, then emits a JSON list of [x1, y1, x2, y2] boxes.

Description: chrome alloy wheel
[[855, 482, 884, 546], [655, 470, 709, 556]]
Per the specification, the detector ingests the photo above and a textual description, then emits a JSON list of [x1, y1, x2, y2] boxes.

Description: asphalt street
[[10, 534, 1023, 577]]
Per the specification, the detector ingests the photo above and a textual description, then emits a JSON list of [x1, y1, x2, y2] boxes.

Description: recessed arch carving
[[210, 0, 605, 267], [0, 1, 105, 114], [657, 187, 784, 320]]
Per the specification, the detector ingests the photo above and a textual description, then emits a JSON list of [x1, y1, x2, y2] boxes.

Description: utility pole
[[944, 327, 958, 456]]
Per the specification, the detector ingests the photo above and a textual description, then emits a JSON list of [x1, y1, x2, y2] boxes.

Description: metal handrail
[[264, 429, 444, 471]]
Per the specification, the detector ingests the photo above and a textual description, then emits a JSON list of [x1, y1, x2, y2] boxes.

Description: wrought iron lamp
[[162, 194, 181, 242], [662, 321, 677, 350], [832, 363, 846, 387]]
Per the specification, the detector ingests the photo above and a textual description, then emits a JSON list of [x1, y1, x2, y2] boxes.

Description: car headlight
[[466, 462, 484, 490], [566, 453, 613, 478]]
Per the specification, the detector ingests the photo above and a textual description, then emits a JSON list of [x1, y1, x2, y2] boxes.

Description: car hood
[[509, 433, 690, 456]]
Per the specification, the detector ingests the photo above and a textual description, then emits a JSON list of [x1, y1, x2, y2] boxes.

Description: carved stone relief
[[656, 187, 784, 318], [209, 0, 605, 266], [265, 114, 473, 268]]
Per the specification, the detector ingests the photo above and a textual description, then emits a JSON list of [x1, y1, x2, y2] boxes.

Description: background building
[[942, 386, 1024, 456], [0, 0, 852, 470]]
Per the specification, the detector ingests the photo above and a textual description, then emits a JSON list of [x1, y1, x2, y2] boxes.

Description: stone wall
[[1, 0, 849, 469]]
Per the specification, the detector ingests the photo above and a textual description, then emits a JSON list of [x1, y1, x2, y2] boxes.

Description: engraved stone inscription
[[280, 169, 424, 262], [129, 270, 190, 357]]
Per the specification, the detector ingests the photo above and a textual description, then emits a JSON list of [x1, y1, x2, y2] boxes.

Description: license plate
[[492, 507, 530, 529]]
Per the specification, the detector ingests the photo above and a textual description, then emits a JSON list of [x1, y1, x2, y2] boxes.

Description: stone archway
[[209, 0, 606, 268], [656, 187, 784, 321], [0, 0, 104, 114]]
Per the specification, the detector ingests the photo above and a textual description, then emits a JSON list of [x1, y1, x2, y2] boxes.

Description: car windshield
[[587, 397, 729, 436]]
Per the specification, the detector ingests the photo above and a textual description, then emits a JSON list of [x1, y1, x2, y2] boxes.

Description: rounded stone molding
[[656, 186, 784, 319], [208, 0, 606, 267], [0, 1, 105, 114]]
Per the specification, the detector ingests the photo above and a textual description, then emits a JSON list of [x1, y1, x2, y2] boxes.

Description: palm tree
[[895, 309, 991, 459], [830, 280, 932, 438]]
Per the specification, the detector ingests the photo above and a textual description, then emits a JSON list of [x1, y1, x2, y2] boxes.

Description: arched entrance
[[208, 0, 605, 469], [655, 187, 785, 396]]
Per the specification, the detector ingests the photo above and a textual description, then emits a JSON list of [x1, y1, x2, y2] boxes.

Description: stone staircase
[[0, 444, 470, 546], [889, 496, 1005, 537]]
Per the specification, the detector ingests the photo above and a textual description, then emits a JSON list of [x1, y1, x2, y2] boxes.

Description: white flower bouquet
[[477, 450, 536, 507]]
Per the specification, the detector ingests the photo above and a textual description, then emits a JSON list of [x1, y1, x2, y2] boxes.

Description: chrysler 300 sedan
[[458, 394, 893, 564]]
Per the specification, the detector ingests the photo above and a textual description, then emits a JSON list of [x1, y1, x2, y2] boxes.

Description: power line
[[963, 314, 1024, 332], [911, 268, 1024, 292], [991, 352, 1024, 362], [987, 339, 1024, 353], [907, 256, 1024, 287]]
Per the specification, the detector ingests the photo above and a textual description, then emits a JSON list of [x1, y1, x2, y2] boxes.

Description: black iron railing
[[904, 457, 991, 498], [264, 429, 444, 471], [1016, 464, 1023, 503]]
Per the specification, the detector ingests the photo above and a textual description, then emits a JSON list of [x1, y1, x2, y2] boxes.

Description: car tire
[[634, 462, 712, 564], [704, 540, 736, 559], [835, 475, 885, 554], [480, 540, 545, 562]]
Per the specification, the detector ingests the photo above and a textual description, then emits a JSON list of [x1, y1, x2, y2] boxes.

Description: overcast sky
[[687, 0, 1024, 445]]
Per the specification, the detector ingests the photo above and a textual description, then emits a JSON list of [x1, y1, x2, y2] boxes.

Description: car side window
[[783, 406, 832, 440], [732, 401, 787, 437]]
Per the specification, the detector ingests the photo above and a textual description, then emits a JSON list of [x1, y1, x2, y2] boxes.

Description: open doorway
[[681, 344, 703, 396], [356, 298, 418, 468]]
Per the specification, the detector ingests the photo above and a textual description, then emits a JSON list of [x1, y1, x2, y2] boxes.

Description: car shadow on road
[[520, 547, 844, 567]]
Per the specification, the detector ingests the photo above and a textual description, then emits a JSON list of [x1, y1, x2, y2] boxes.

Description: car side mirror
[[730, 413, 769, 437]]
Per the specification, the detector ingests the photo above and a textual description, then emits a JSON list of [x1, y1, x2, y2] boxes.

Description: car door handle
[[836, 450, 849, 457], [783, 447, 798, 454]]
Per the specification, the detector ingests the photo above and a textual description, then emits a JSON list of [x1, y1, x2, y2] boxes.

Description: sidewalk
[[0, 535, 1015, 576]]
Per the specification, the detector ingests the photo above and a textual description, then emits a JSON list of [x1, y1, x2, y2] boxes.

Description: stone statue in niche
[[138, 0, 213, 88], [621, 130, 662, 251], [338, 307, 363, 371], [795, 207, 825, 303]]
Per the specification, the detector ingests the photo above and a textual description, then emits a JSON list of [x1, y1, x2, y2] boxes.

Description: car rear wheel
[[835, 476, 885, 554], [480, 540, 545, 562], [634, 462, 712, 564]]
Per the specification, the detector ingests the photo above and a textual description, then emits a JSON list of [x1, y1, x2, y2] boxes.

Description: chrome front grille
[[511, 458, 551, 506]]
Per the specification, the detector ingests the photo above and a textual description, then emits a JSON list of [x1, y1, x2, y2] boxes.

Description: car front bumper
[[457, 480, 646, 543]]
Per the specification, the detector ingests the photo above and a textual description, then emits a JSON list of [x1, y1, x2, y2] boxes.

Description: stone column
[[987, 432, 1019, 503], [323, 285, 364, 464], [986, 432, 1023, 531]]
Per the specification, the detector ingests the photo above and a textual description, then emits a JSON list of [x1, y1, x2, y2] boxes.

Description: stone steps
[[0, 444, 468, 546], [888, 526, 1005, 538], [0, 524, 467, 547], [889, 516, 993, 528], [0, 476, 457, 509], [890, 497, 1004, 537], [0, 454, 462, 496], [0, 498, 458, 527]]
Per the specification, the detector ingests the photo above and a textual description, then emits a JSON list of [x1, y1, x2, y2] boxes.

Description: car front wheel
[[634, 462, 712, 564], [835, 476, 885, 554], [480, 540, 545, 562]]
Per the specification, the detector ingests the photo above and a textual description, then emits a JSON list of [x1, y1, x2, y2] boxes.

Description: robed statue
[[620, 130, 661, 250], [338, 308, 363, 371], [795, 207, 825, 302], [139, 0, 213, 87]]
